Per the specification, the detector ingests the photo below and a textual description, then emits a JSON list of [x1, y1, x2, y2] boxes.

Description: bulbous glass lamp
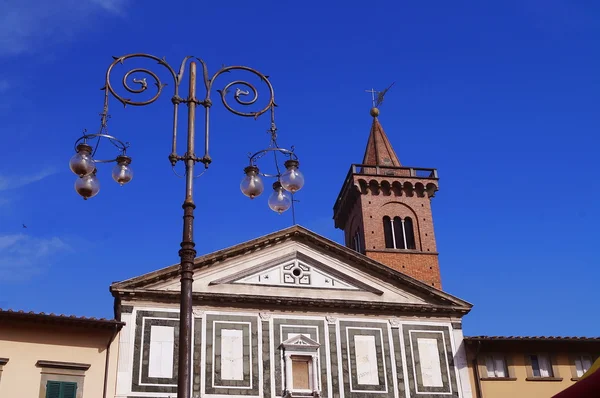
[[75, 171, 100, 200], [112, 155, 133, 186], [240, 165, 264, 199], [268, 181, 292, 214], [69, 143, 96, 177], [280, 159, 304, 193]]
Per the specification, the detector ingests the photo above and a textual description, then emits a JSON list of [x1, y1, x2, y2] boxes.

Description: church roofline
[[110, 288, 471, 317], [110, 225, 472, 311]]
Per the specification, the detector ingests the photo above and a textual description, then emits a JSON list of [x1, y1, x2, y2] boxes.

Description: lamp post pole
[[69, 53, 306, 398], [178, 60, 198, 398]]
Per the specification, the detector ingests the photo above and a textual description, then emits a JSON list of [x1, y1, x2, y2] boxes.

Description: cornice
[[113, 288, 471, 317]]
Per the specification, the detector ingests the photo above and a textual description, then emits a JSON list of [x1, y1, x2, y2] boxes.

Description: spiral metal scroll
[[209, 65, 275, 118], [105, 53, 179, 107], [105, 53, 275, 119]]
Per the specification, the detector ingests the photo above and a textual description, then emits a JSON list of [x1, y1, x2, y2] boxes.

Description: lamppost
[[68, 53, 305, 398]]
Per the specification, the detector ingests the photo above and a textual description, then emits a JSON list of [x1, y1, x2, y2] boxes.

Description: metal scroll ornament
[[69, 53, 302, 217]]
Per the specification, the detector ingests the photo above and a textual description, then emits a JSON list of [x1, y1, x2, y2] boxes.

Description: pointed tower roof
[[361, 107, 401, 166]]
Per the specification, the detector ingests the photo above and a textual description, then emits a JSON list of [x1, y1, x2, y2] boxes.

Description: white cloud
[[91, 0, 126, 14], [0, 0, 129, 57], [0, 234, 71, 281], [0, 168, 58, 193]]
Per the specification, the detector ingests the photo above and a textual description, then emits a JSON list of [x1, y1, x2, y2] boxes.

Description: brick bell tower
[[333, 105, 442, 288]]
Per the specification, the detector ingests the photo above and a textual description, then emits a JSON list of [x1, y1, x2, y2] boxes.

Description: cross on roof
[[365, 88, 377, 107], [365, 83, 395, 108]]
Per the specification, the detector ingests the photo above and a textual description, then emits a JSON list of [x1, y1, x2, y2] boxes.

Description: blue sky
[[0, 0, 598, 337]]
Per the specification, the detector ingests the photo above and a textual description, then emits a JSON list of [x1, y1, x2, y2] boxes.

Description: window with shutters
[[574, 355, 593, 378], [526, 353, 561, 380], [45, 381, 77, 398], [484, 354, 508, 378]]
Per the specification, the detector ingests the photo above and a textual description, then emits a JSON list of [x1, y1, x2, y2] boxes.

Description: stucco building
[[0, 308, 122, 398], [464, 336, 600, 397]]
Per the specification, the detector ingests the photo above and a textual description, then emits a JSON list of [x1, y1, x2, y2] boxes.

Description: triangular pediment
[[280, 334, 320, 350], [111, 225, 472, 315], [209, 251, 383, 295]]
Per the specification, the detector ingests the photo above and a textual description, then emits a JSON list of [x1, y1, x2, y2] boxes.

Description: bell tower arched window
[[352, 230, 362, 253], [383, 216, 416, 250]]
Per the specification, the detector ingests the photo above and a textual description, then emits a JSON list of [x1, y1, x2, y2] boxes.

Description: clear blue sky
[[0, 0, 598, 337]]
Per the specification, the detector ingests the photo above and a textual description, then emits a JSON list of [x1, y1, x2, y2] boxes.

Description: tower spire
[[361, 85, 401, 166], [334, 84, 442, 289]]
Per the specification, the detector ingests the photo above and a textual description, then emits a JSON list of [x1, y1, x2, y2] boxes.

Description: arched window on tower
[[383, 215, 416, 250], [404, 217, 416, 249], [383, 216, 394, 248], [352, 230, 362, 253]]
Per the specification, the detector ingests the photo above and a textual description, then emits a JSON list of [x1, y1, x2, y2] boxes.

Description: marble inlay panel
[[402, 324, 458, 397], [148, 325, 175, 379], [221, 328, 244, 381], [131, 310, 179, 394], [339, 321, 395, 398], [204, 314, 260, 396]]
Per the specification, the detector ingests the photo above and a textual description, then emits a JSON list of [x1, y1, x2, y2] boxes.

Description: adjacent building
[[0, 308, 122, 398], [464, 336, 600, 398]]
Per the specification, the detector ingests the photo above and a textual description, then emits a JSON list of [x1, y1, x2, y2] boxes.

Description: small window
[[575, 355, 593, 378], [485, 354, 508, 378], [352, 230, 362, 253], [530, 354, 553, 378], [292, 358, 311, 389], [45, 381, 77, 398]]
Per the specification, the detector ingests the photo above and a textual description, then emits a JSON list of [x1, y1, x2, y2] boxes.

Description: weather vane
[[365, 82, 395, 108]]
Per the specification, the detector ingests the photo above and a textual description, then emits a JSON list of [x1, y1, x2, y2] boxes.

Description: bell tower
[[333, 106, 442, 288]]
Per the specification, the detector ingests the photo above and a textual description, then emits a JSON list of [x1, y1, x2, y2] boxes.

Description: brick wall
[[341, 175, 442, 289], [365, 250, 441, 289]]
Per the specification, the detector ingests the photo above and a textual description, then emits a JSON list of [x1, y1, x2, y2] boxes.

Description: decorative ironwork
[[73, 132, 129, 164], [68, 52, 305, 398]]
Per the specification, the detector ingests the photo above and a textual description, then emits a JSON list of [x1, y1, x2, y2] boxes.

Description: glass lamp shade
[[112, 155, 133, 186], [280, 159, 304, 193], [268, 181, 292, 214], [75, 172, 100, 200], [69, 143, 96, 177], [240, 166, 264, 199]]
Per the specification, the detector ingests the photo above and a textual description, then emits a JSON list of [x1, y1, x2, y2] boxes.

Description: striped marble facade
[[115, 307, 470, 398]]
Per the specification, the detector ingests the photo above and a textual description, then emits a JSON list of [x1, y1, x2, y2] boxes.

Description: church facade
[[110, 107, 475, 398]]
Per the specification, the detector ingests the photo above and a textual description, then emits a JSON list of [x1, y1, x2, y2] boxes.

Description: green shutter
[[45, 381, 77, 398], [45, 381, 61, 398], [62, 382, 77, 398]]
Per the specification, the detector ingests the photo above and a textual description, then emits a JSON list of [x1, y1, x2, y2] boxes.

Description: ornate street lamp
[[68, 53, 304, 398]]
